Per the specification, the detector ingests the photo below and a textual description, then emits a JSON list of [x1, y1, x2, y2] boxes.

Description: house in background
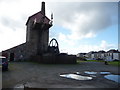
[[97, 50, 106, 60], [77, 53, 87, 58], [105, 49, 120, 61], [78, 49, 120, 61], [86, 51, 98, 60]]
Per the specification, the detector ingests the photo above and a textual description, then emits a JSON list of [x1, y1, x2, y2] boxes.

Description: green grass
[[77, 59, 120, 66], [77, 60, 104, 63], [85, 60, 104, 62], [108, 61, 120, 66]]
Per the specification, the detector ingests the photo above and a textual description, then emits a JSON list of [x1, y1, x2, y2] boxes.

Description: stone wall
[[42, 53, 77, 64], [2, 42, 37, 61]]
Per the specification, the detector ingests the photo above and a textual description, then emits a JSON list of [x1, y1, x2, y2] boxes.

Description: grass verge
[[77, 60, 120, 67], [108, 61, 120, 66]]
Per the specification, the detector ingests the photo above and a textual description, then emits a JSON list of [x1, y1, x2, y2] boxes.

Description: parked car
[[0, 56, 8, 71]]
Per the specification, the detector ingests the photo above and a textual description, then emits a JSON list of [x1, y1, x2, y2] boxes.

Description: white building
[[85, 49, 120, 61], [105, 49, 120, 61], [77, 53, 87, 58]]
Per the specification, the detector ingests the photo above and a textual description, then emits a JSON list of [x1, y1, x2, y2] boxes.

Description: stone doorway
[[10, 53, 14, 61]]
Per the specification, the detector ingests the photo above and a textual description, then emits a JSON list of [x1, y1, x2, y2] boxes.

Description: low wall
[[42, 53, 77, 64]]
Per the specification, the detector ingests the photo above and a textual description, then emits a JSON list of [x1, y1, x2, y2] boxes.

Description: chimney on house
[[41, 2, 45, 16]]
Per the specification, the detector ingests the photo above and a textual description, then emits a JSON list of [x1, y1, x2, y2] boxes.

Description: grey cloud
[[0, 0, 17, 3], [0, 16, 25, 31], [48, 2, 118, 39]]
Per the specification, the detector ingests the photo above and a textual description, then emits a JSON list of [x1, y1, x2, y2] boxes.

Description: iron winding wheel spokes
[[48, 38, 59, 54]]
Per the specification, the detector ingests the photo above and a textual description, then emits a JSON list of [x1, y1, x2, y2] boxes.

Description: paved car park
[[0, 68, 2, 90], [2, 61, 120, 88]]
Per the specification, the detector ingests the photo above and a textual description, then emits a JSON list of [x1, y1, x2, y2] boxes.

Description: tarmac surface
[[2, 61, 120, 89]]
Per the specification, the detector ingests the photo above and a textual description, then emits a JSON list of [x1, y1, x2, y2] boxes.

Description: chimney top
[[41, 2, 45, 16]]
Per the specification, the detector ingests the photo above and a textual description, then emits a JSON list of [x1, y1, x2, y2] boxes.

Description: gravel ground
[[2, 61, 120, 88]]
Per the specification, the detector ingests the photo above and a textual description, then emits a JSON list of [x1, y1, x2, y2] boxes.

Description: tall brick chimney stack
[[41, 2, 45, 16]]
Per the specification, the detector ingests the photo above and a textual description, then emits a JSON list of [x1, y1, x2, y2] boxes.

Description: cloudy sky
[[0, 0, 119, 54]]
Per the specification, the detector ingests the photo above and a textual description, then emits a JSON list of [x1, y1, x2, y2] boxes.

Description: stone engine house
[[2, 2, 76, 64], [2, 2, 52, 61]]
